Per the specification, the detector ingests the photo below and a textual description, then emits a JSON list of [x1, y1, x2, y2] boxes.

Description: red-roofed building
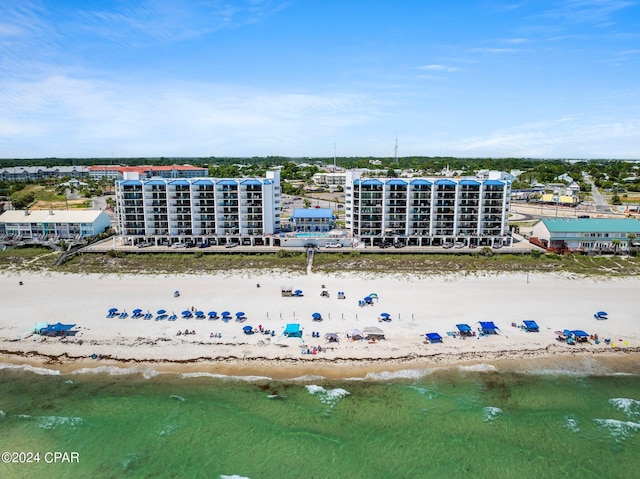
[[89, 165, 208, 180]]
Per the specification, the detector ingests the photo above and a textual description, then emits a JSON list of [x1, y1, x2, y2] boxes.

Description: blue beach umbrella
[[312, 312, 322, 319], [563, 329, 573, 338], [208, 311, 217, 317], [109, 308, 118, 313], [222, 311, 231, 317], [236, 311, 245, 318], [132, 308, 142, 314], [596, 311, 608, 317], [182, 310, 191, 315], [157, 309, 166, 315], [243, 325, 253, 332], [380, 312, 391, 318]]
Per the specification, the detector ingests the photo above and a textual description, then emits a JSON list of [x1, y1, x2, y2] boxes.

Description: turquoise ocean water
[[1, 360, 639, 479]]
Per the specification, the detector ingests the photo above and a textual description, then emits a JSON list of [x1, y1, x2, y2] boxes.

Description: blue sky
[[1, 0, 639, 159]]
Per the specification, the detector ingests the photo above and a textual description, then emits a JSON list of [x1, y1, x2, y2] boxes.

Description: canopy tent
[[571, 330, 589, 342], [425, 332, 443, 343], [324, 333, 339, 343], [522, 320, 539, 332], [456, 324, 473, 337], [363, 326, 385, 340], [39, 322, 76, 336], [347, 329, 364, 340], [479, 321, 499, 335], [283, 323, 303, 338]]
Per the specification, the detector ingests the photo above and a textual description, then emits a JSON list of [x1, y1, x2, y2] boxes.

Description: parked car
[[379, 241, 393, 249], [198, 241, 210, 248], [393, 242, 405, 248], [137, 241, 152, 248], [454, 241, 465, 248], [225, 242, 239, 248], [442, 242, 454, 249], [185, 241, 196, 248], [325, 241, 343, 248], [172, 242, 186, 249]]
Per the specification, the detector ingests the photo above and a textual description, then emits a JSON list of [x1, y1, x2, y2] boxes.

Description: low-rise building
[[0, 209, 111, 240], [289, 208, 336, 233], [531, 217, 640, 253]]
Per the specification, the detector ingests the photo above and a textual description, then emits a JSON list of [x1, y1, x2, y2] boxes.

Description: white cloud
[[418, 64, 459, 72]]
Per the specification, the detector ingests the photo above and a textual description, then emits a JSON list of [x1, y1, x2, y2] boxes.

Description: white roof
[[0, 209, 106, 224]]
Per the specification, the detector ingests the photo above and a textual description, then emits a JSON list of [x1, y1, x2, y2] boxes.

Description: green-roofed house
[[531, 218, 640, 253]]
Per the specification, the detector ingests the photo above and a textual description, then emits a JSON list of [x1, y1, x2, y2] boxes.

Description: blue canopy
[[243, 325, 253, 332], [596, 311, 608, 316], [572, 330, 589, 338], [479, 321, 499, 334], [312, 312, 322, 319], [222, 311, 231, 317], [425, 333, 443, 343], [294, 290, 303, 294], [181, 310, 191, 315], [132, 308, 143, 314], [523, 320, 539, 332], [380, 313, 391, 317], [283, 323, 302, 337], [208, 311, 217, 317], [108, 308, 118, 313], [236, 311, 245, 317], [456, 324, 472, 332], [39, 323, 76, 335], [563, 329, 573, 337], [157, 309, 166, 315]]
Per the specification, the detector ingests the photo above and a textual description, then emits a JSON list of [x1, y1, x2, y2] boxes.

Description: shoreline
[[2, 270, 640, 380], [3, 345, 640, 380]]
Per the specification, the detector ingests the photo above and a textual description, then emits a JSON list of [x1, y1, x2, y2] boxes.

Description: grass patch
[[2, 248, 640, 277]]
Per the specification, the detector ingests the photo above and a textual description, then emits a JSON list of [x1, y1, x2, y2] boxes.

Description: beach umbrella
[[132, 308, 142, 314], [236, 311, 245, 318], [295, 290, 303, 295], [563, 329, 573, 338], [108, 308, 118, 313], [196, 310, 204, 316], [596, 311, 608, 317], [312, 312, 322, 319], [243, 325, 253, 332], [554, 330, 565, 336], [222, 311, 231, 317], [380, 312, 391, 318], [369, 293, 378, 298], [157, 309, 166, 315], [182, 310, 191, 315], [208, 311, 217, 317]]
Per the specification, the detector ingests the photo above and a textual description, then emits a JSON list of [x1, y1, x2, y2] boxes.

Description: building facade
[[531, 218, 640, 253], [0, 166, 90, 181], [0, 210, 111, 240], [89, 165, 208, 180], [115, 171, 281, 246], [344, 173, 512, 247], [288, 208, 336, 233]]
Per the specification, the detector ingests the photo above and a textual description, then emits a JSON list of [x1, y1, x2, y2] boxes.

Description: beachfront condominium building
[[344, 172, 512, 247], [0, 209, 111, 240], [115, 171, 281, 246]]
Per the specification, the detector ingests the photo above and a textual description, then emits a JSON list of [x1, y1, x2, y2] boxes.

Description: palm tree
[[611, 238, 621, 255], [628, 233, 637, 255]]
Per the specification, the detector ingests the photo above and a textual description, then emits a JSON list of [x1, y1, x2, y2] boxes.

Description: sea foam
[[483, 406, 503, 422], [181, 372, 272, 381], [17, 414, 86, 429], [609, 398, 640, 420], [306, 385, 350, 408], [363, 368, 437, 381], [0, 363, 61, 376], [70, 365, 159, 379], [593, 418, 640, 442]]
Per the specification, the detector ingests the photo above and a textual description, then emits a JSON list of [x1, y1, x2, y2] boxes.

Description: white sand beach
[[1, 271, 639, 378]]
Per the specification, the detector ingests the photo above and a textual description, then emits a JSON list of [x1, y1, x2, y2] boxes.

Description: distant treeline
[[0, 155, 630, 171]]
